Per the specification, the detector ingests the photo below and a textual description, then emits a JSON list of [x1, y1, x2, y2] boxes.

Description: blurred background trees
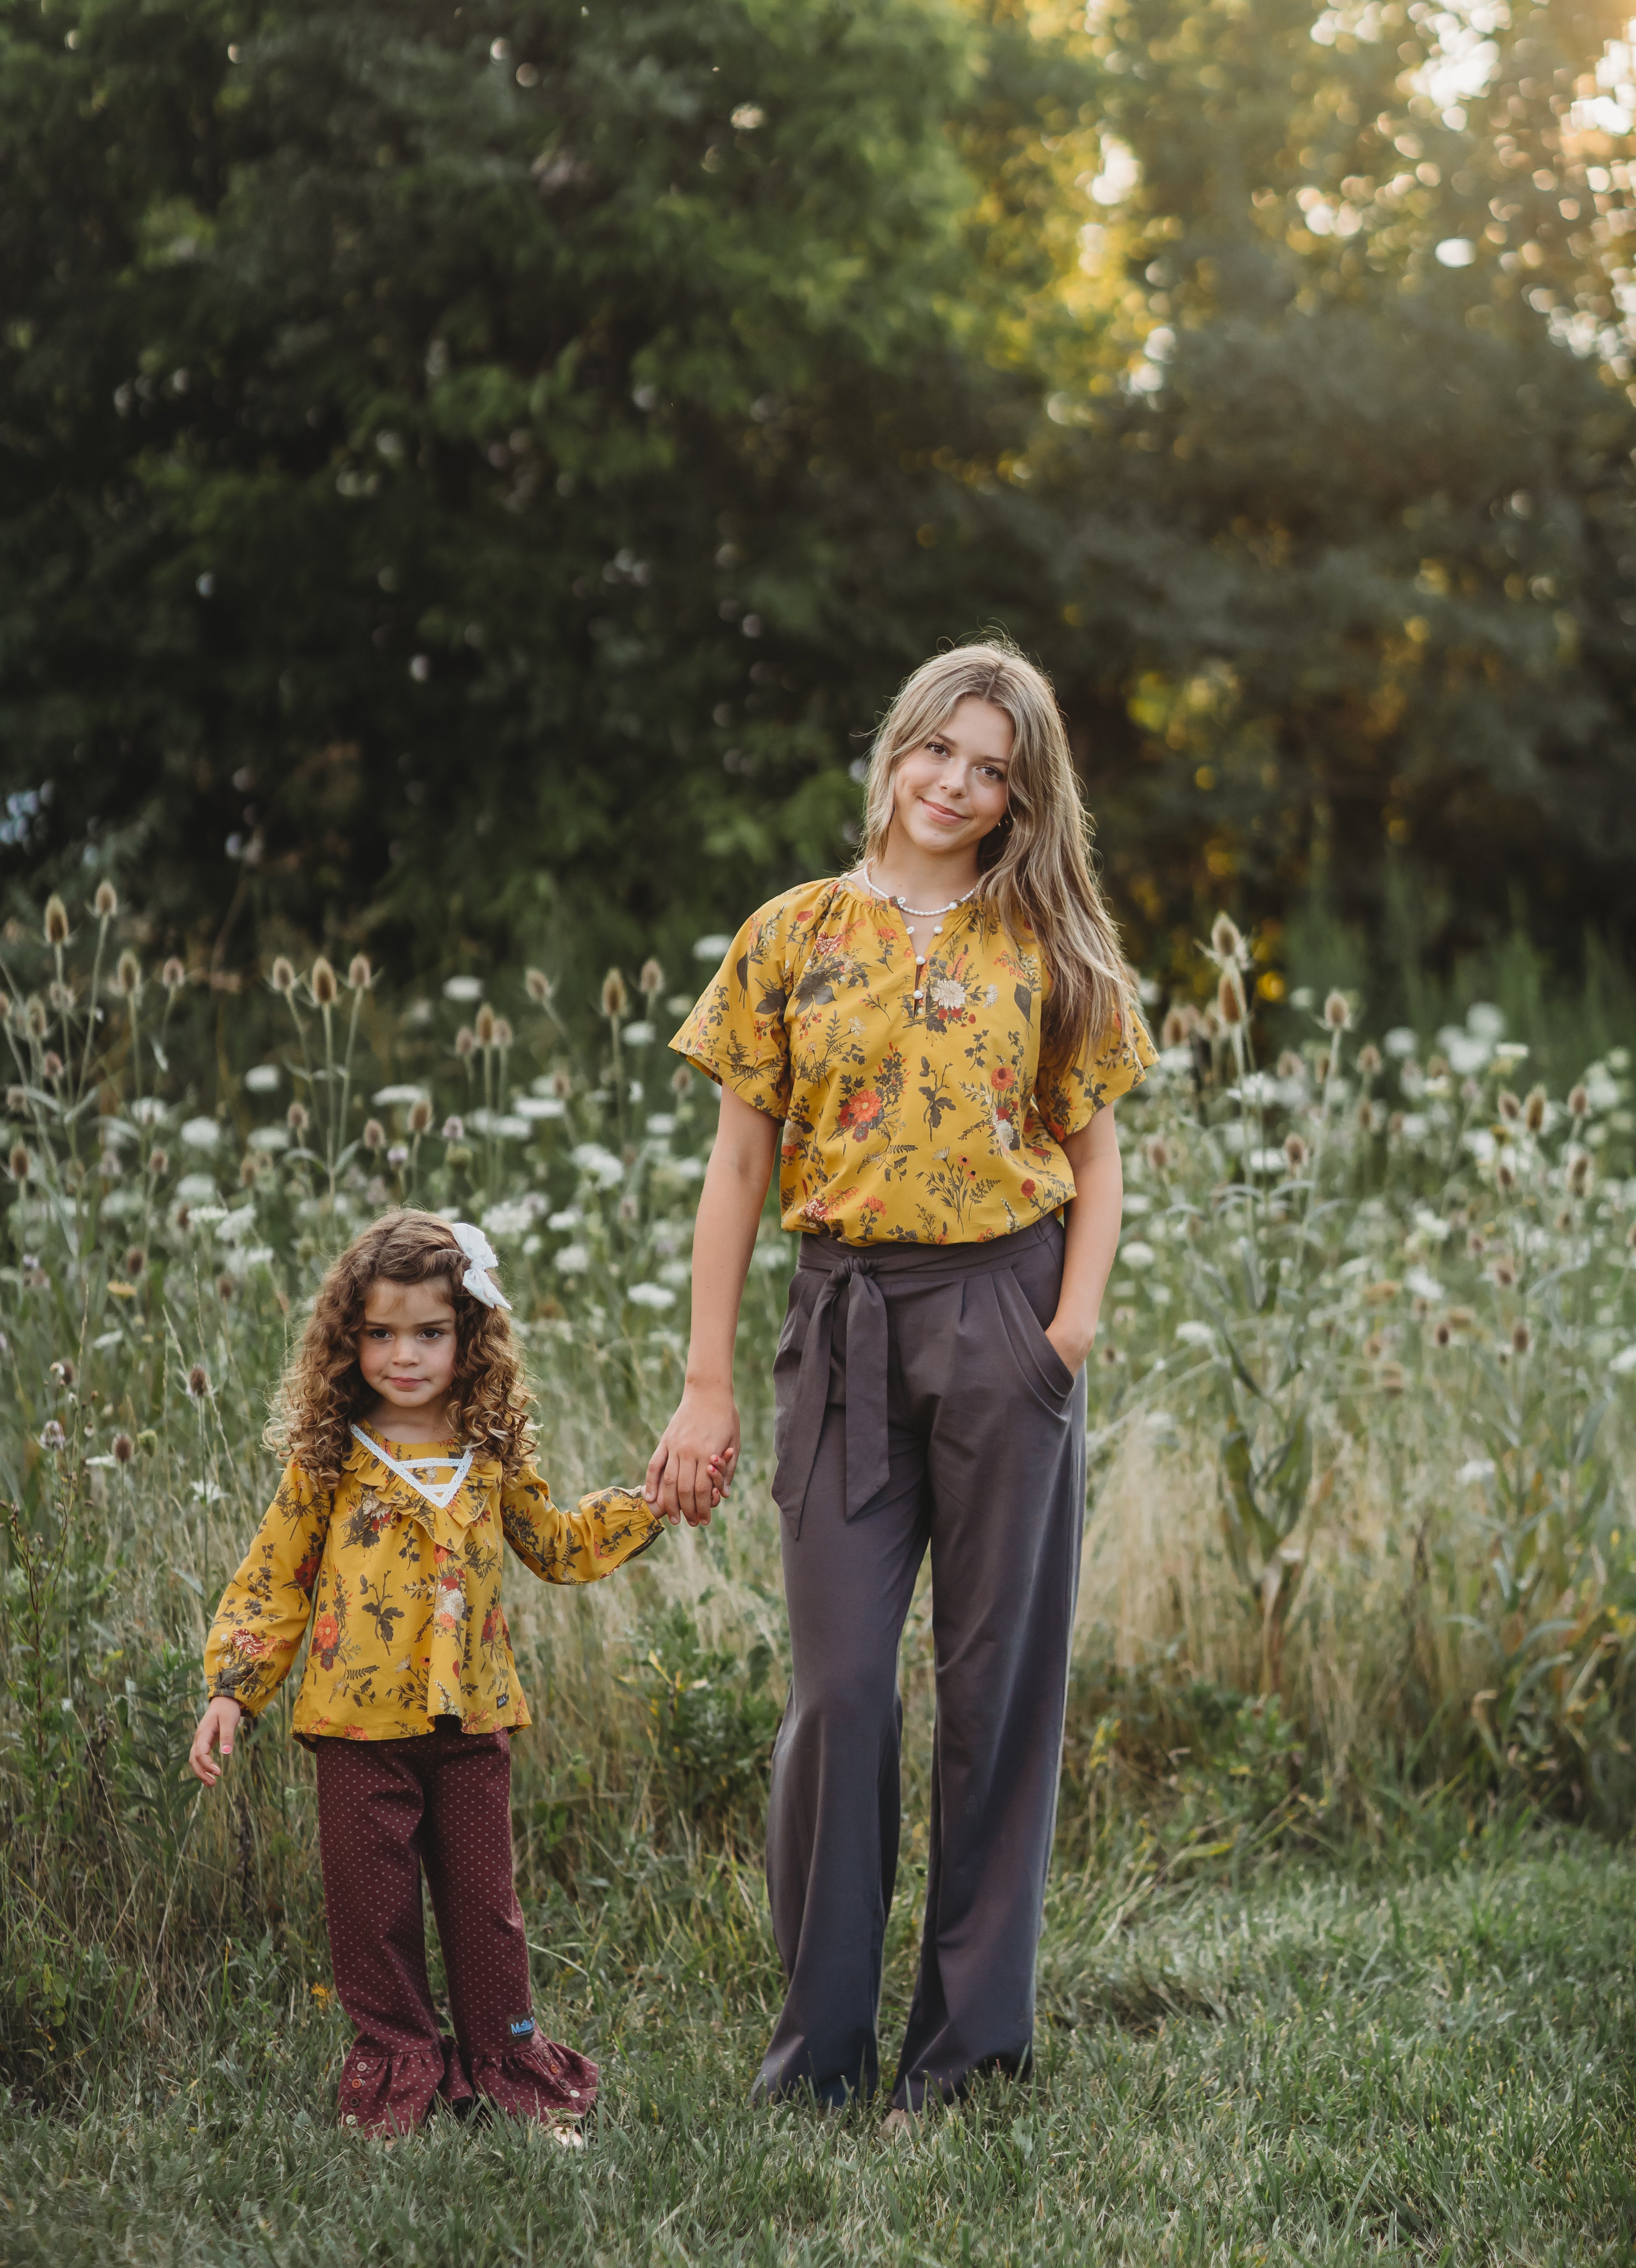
[[4, 0, 1635, 991]]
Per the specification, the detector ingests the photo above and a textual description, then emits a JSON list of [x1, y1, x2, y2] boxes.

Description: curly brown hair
[[269, 1209, 535, 1487]]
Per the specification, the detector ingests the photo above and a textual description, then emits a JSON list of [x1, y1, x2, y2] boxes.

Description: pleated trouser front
[[757, 1214, 1086, 2111]]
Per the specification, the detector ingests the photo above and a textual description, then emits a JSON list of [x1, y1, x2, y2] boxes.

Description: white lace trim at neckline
[[350, 1425, 474, 1511]]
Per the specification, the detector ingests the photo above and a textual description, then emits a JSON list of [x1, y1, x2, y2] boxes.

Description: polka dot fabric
[[315, 1720, 597, 2137]]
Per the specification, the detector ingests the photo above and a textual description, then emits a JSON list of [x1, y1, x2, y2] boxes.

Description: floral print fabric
[[671, 875, 1155, 1245], [204, 1429, 662, 1742]]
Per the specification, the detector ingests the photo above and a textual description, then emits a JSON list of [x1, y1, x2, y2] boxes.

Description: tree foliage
[[3, 0, 1635, 982]]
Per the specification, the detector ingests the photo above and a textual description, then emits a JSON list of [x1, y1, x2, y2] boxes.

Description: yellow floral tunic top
[[672, 875, 1155, 1245], [203, 1429, 664, 1743]]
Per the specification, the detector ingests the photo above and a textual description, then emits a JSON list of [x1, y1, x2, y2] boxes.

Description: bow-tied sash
[[772, 1254, 892, 1527]]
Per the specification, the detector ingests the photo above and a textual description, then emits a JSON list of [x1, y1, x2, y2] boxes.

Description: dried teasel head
[[1446, 1306, 1476, 1331], [239, 1152, 260, 1187], [93, 880, 118, 918], [1276, 1050, 1303, 1080], [50, 1357, 76, 1390], [601, 968, 629, 1020], [1322, 989, 1352, 1032], [1491, 1258, 1517, 1289], [1209, 913, 1244, 964], [1524, 1085, 1547, 1132], [162, 956, 187, 992], [1283, 1133, 1309, 1173], [671, 1063, 691, 1094], [1495, 1159, 1518, 1194], [348, 953, 372, 991], [1433, 1320, 1452, 1349], [1568, 1152, 1594, 1199], [363, 1118, 386, 1152], [1357, 1043, 1382, 1077], [1145, 1136, 1171, 1175], [1161, 1007, 1190, 1049], [42, 1051, 64, 1081], [1467, 1230, 1486, 1257], [493, 1017, 513, 1049], [44, 894, 70, 945], [454, 1026, 475, 1059], [217, 1274, 236, 1303], [475, 1004, 497, 1047], [552, 1067, 574, 1099], [442, 1115, 465, 1141], [112, 1432, 135, 1466], [1388, 1111, 1405, 1138], [1377, 1361, 1406, 1395], [408, 1097, 433, 1135], [640, 957, 665, 997], [270, 956, 296, 995], [149, 1147, 169, 1176], [1554, 1206, 1574, 1234], [286, 1100, 309, 1134], [187, 1362, 211, 1400], [525, 967, 553, 1005], [8, 1143, 29, 1182], [124, 1246, 146, 1278], [1498, 1089, 1521, 1123], [1511, 1318, 1532, 1356], [1215, 971, 1244, 1027], [1568, 1084, 1589, 1118], [114, 950, 142, 998], [310, 956, 338, 1007], [1426, 1052, 1449, 1079]]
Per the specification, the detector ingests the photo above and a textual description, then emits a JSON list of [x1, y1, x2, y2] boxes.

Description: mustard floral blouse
[[671, 875, 1155, 1245], [204, 1429, 664, 1743]]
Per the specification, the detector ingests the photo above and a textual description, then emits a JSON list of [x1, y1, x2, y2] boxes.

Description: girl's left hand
[[1046, 1319, 1094, 1375]]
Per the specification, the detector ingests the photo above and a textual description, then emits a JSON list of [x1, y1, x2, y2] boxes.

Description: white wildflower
[[442, 975, 483, 1001], [627, 1281, 676, 1309], [244, 1064, 281, 1093], [179, 1116, 221, 1150], [554, 1243, 590, 1275]]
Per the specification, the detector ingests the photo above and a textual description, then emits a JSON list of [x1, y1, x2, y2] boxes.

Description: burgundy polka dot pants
[[314, 1721, 597, 2137]]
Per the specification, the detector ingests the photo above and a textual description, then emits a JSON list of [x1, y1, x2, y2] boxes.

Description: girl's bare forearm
[[685, 1094, 777, 1387], [1053, 1111, 1124, 1345]]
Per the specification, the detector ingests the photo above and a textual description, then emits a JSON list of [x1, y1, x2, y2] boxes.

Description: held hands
[[189, 1695, 244, 1786], [644, 1382, 741, 1527]]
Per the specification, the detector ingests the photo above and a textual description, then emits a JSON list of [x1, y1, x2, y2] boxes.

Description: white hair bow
[[448, 1222, 512, 1311]]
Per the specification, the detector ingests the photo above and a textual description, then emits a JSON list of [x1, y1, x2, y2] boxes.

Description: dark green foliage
[[0, 0, 1063, 975], [1035, 0, 1636, 966]]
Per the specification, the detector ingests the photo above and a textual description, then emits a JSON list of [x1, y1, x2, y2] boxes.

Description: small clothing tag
[[510, 2016, 536, 2040]]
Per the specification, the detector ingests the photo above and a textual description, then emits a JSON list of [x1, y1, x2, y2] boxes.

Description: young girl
[[649, 640, 1154, 2125], [190, 1209, 666, 2139]]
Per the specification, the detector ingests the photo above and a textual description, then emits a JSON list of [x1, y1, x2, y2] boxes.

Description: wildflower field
[[4, 887, 1636, 2263]]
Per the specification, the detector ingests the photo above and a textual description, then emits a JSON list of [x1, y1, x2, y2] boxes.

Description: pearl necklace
[[860, 863, 979, 921]]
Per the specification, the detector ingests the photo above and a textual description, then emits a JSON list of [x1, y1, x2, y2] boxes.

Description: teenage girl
[[647, 641, 1154, 2123], [190, 1209, 666, 2138]]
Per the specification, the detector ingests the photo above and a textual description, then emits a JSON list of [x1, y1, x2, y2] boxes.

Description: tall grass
[[2, 887, 1633, 2105]]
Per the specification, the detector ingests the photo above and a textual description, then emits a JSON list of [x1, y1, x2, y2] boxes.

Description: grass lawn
[[3, 1829, 1635, 2265]]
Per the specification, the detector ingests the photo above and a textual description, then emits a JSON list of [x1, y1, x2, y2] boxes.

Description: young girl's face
[[357, 1277, 460, 1431], [888, 695, 1013, 862]]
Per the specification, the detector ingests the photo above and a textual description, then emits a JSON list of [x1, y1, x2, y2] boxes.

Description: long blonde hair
[[859, 641, 1131, 1055], [268, 1209, 535, 1486]]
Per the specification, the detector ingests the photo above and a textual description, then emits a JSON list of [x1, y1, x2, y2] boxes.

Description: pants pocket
[[992, 1266, 1076, 1407]]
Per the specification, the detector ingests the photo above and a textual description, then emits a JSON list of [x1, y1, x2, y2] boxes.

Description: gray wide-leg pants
[[757, 1215, 1087, 2110]]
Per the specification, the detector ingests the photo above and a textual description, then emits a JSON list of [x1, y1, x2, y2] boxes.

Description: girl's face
[[357, 1277, 459, 1430], [888, 696, 1013, 863]]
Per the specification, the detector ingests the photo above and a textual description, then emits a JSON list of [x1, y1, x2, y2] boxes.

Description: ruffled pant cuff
[[470, 2035, 599, 2123], [338, 2036, 474, 2137]]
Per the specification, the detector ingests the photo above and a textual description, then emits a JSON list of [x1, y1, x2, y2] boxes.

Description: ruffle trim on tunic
[[336, 2036, 474, 2137]]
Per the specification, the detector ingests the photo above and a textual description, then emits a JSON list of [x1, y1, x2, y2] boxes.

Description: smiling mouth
[[921, 799, 963, 823]]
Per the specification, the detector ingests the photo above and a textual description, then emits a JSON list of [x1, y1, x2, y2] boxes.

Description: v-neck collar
[[349, 1425, 473, 1511]]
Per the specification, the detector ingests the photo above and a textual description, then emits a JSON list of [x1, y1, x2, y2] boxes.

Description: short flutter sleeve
[[669, 891, 812, 1120], [1034, 999, 1157, 1144]]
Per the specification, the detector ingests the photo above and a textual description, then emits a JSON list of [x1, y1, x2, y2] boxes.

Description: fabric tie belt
[[772, 1217, 1063, 1528]]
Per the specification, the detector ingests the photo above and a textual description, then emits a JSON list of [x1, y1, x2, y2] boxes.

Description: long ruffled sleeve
[[500, 1466, 665, 1583], [203, 1461, 332, 1716]]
